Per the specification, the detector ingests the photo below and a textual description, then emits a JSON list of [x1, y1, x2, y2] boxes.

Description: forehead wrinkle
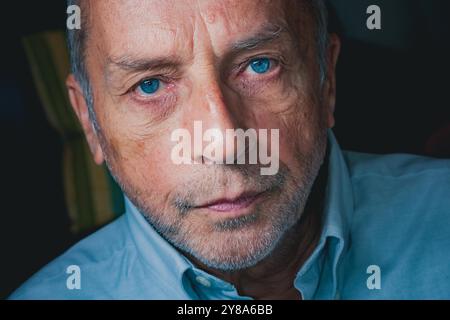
[[194, 0, 287, 52], [97, 1, 299, 83]]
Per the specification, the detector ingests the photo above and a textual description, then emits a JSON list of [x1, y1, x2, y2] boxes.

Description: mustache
[[172, 163, 288, 216]]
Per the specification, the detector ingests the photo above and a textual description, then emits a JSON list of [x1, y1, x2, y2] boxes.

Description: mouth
[[195, 190, 266, 215]]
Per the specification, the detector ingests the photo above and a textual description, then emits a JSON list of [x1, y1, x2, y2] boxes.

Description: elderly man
[[10, 0, 450, 300]]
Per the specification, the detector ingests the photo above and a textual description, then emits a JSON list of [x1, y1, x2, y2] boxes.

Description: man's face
[[74, 0, 338, 271]]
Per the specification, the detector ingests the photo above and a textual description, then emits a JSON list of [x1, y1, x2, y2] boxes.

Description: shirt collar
[[294, 130, 353, 299], [321, 129, 353, 242], [125, 197, 193, 294], [124, 129, 353, 299]]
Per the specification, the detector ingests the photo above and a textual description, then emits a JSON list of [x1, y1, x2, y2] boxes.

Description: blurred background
[[0, 0, 449, 298]]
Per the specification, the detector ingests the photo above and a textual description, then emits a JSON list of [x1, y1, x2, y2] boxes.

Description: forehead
[[89, 0, 292, 59]]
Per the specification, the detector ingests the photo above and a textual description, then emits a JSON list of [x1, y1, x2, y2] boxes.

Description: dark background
[[0, 0, 449, 298]]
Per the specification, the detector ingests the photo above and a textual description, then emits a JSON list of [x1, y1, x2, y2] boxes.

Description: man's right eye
[[136, 78, 161, 96]]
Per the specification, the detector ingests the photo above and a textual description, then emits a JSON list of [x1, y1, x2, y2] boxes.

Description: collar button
[[195, 276, 212, 288]]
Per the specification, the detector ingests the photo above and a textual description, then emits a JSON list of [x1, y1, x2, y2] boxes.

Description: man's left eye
[[137, 78, 161, 96], [247, 57, 272, 74]]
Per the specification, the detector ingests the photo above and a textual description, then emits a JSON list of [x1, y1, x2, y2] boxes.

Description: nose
[[184, 70, 243, 165]]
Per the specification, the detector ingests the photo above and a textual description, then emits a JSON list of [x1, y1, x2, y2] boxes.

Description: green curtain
[[22, 31, 124, 233]]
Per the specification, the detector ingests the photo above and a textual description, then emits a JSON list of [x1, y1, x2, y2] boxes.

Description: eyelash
[[237, 56, 281, 75], [128, 76, 173, 103], [128, 56, 282, 104]]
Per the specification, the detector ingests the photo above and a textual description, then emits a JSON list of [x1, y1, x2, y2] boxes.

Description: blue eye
[[138, 78, 160, 95], [249, 58, 271, 74]]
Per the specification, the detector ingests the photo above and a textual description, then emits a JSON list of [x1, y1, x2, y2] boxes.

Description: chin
[[175, 214, 289, 271]]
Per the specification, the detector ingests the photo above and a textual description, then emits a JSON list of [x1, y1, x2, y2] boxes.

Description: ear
[[66, 74, 104, 165], [322, 33, 341, 129]]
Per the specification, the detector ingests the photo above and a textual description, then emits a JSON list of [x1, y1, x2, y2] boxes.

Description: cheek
[[256, 90, 325, 173], [241, 63, 314, 117], [99, 115, 183, 200]]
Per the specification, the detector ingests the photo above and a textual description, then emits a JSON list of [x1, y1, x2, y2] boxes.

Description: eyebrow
[[107, 56, 182, 74], [230, 23, 289, 53], [105, 23, 289, 78]]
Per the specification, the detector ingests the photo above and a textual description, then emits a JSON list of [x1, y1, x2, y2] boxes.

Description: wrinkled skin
[[67, 0, 340, 299]]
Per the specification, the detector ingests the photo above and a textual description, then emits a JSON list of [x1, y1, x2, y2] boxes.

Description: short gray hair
[[66, 0, 97, 129], [310, 0, 330, 84], [66, 0, 329, 122]]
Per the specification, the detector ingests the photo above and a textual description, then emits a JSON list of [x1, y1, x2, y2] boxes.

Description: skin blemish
[[206, 10, 216, 24]]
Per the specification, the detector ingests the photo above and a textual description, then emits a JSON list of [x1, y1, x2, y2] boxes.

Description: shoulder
[[342, 151, 450, 213], [343, 150, 450, 179], [340, 151, 450, 298], [343, 151, 450, 223], [9, 214, 191, 300], [9, 215, 134, 299]]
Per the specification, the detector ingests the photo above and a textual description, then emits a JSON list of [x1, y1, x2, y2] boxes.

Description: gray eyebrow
[[107, 56, 182, 73], [231, 23, 288, 52], [105, 23, 288, 79]]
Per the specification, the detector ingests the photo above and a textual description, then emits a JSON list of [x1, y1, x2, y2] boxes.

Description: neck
[[192, 159, 328, 300]]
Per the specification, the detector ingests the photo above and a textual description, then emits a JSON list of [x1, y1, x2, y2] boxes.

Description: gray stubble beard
[[101, 128, 328, 272]]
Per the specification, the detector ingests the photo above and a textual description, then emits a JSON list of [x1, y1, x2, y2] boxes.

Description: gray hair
[[66, 0, 329, 124], [311, 0, 330, 85], [66, 0, 98, 130]]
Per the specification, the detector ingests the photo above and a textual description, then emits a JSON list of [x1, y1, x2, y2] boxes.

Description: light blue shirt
[[10, 131, 450, 299]]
